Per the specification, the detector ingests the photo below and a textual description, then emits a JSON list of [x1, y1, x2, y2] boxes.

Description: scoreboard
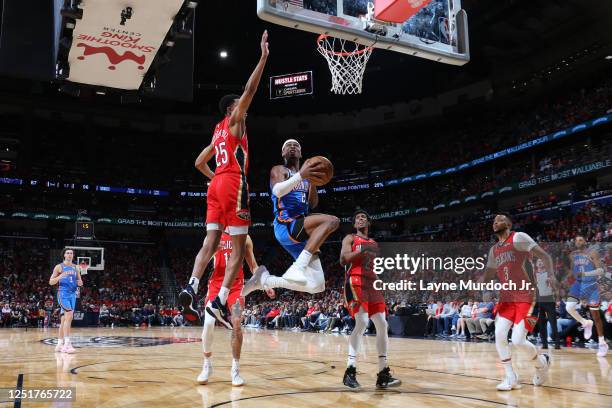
[[76, 221, 94, 240], [270, 71, 313, 99]]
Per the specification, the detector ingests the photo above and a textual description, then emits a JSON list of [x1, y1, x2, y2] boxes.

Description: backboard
[[66, 246, 105, 271], [257, 0, 469, 65]]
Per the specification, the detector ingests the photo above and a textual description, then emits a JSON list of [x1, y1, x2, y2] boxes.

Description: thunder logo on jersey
[[272, 168, 310, 220], [573, 252, 596, 279], [59, 264, 78, 293]]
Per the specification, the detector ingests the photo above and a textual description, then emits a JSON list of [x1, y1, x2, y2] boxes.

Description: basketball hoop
[[316, 34, 374, 95]]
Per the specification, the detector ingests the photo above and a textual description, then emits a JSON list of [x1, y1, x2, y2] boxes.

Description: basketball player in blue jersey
[[243, 139, 339, 296], [49, 249, 83, 354], [564, 235, 607, 357]]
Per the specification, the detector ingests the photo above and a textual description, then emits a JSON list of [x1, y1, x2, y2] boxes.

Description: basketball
[[306, 156, 334, 186]]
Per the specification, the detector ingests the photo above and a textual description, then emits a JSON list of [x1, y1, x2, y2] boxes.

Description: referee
[[535, 258, 560, 349]]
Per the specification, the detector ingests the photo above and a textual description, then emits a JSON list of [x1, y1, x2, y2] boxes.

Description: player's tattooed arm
[[229, 30, 269, 136], [340, 234, 362, 266], [308, 182, 319, 209], [244, 235, 258, 273], [195, 143, 215, 179]]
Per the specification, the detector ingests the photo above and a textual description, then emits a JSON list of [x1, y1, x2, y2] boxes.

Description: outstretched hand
[[261, 30, 269, 58]]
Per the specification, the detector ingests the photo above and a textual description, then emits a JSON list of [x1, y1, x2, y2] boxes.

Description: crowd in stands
[[2, 77, 611, 209]]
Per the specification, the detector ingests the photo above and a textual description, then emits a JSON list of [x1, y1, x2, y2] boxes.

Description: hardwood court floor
[[0, 327, 610, 407]]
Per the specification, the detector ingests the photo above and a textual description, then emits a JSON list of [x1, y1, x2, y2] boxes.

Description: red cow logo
[[76, 43, 145, 71]]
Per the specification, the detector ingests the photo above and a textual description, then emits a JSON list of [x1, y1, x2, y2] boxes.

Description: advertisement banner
[[67, 0, 184, 89]]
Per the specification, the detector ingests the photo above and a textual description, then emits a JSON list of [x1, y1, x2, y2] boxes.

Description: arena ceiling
[[0, 0, 611, 115]]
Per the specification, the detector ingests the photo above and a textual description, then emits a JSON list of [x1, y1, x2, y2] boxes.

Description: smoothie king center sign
[[67, 0, 184, 90]]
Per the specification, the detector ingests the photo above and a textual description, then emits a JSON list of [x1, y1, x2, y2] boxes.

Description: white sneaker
[[197, 360, 212, 385], [597, 342, 609, 358], [231, 366, 244, 386], [496, 372, 521, 391], [533, 354, 551, 386], [282, 262, 308, 284], [61, 343, 76, 354], [583, 320, 593, 340], [242, 266, 270, 297], [54, 342, 63, 352]]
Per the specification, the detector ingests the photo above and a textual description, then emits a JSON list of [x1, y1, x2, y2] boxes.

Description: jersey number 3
[[215, 142, 228, 166]]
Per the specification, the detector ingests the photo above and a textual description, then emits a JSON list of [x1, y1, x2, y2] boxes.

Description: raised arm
[[229, 30, 269, 136], [195, 143, 215, 180]]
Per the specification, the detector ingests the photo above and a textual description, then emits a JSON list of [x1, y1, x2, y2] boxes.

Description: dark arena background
[[0, 1, 611, 407]]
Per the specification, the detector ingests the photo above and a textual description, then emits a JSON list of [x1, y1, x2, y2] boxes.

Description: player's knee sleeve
[[495, 317, 511, 343], [510, 321, 528, 345], [370, 312, 388, 334], [354, 312, 368, 334], [202, 312, 216, 352]]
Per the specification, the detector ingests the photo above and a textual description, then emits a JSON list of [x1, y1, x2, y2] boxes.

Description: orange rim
[[316, 34, 373, 57]]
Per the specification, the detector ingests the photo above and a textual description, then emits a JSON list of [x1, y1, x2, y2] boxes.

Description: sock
[[64, 337, 70, 344], [378, 355, 388, 372], [347, 355, 356, 368], [57, 339, 64, 346], [599, 336, 606, 345], [502, 360, 514, 377], [232, 358, 239, 371], [295, 250, 313, 270], [189, 276, 199, 293], [218, 287, 229, 305]]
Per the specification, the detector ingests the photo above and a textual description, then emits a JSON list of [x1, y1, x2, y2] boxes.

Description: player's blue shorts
[[568, 280, 600, 306], [274, 217, 307, 260], [57, 291, 77, 314]]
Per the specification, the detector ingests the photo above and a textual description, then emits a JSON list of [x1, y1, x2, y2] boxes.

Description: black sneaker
[[376, 367, 401, 389], [178, 285, 200, 323], [205, 296, 232, 329], [343, 366, 360, 389]]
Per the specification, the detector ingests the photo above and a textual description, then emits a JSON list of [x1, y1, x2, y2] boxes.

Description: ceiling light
[[220, 50, 228, 59]]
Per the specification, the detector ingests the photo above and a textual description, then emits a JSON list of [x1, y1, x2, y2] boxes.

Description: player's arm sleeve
[[271, 166, 300, 198], [513, 232, 537, 252]]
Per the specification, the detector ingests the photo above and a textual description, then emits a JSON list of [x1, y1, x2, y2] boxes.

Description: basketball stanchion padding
[[317, 34, 374, 95], [374, 0, 432, 23]]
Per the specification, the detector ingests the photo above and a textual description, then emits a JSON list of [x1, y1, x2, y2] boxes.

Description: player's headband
[[282, 139, 301, 152]]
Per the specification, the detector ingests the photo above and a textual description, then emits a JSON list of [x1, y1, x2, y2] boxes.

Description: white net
[[317, 35, 373, 95]]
